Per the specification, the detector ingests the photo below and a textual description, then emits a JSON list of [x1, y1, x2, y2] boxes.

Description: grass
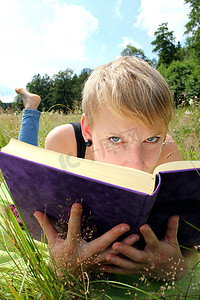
[[169, 104, 200, 160], [0, 109, 82, 149], [0, 105, 199, 299], [0, 175, 89, 299], [0, 105, 199, 160], [0, 177, 200, 299]]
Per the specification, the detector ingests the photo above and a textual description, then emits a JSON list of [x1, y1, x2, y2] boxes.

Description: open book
[[0, 138, 200, 246]]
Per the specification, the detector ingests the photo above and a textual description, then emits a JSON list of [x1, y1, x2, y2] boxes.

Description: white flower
[[189, 99, 194, 106]]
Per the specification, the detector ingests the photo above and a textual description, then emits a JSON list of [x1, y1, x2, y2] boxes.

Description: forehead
[[92, 107, 162, 136]]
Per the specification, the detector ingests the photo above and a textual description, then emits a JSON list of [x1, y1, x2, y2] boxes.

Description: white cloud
[[0, 0, 98, 89], [119, 37, 143, 49], [115, 0, 123, 19], [41, 3, 99, 60], [134, 0, 190, 41]]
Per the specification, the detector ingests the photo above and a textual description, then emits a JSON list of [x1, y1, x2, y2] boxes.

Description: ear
[[81, 113, 92, 141]]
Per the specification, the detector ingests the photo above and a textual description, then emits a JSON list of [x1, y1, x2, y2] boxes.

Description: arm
[[156, 134, 182, 166], [45, 124, 77, 156]]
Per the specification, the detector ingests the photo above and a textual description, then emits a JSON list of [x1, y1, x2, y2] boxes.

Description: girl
[[16, 56, 199, 280]]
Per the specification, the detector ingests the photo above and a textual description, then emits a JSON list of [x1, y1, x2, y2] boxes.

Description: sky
[[0, 0, 190, 102]]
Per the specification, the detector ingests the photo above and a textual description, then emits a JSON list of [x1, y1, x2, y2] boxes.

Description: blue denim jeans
[[18, 109, 41, 146]]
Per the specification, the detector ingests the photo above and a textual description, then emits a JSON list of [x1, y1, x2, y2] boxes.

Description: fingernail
[[106, 255, 115, 263], [121, 225, 130, 233], [112, 243, 121, 250], [130, 235, 139, 243], [142, 225, 149, 232]]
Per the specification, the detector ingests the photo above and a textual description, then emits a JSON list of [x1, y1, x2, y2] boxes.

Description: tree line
[[9, 68, 92, 112], [1, 0, 199, 112], [122, 0, 200, 107]]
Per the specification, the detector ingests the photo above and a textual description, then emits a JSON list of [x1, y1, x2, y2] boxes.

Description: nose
[[122, 145, 144, 171]]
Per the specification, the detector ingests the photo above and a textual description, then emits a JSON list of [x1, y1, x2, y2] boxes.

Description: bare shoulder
[[157, 134, 182, 166], [45, 124, 77, 156]]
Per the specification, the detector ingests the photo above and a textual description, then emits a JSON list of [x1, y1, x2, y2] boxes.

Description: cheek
[[93, 142, 121, 164], [144, 146, 162, 166]]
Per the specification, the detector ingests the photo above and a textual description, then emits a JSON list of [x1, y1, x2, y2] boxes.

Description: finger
[[66, 203, 83, 243], [97, 247, 119, 263], [100, 264, 141, 275], [164, 216, 179, 244], [99, 234, 139, 263], [86, 224, 130, 257], [98, 235, 139, 263], [121, 234, 140, 246], [34, 211, 58, 244], [112, 242, 149, 263], [140, 224, 161, 252], [105, 253, 147, 270]]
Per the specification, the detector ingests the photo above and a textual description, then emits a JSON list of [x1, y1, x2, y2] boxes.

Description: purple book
[[0, 150, 200, 247]]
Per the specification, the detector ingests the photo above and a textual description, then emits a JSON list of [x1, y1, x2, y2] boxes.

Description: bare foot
[[15, 88, 41, 110]]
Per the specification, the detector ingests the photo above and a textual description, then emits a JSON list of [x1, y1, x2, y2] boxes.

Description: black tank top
[[70, 122, 86, 158]]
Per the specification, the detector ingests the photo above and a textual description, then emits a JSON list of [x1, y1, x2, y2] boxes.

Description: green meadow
[[0, 104, 199, 160], [0, 104, 199, 299]]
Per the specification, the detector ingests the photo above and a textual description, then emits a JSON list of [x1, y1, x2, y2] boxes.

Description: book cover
[[0, 140, 200, 247], [0, 152, 153, 242]]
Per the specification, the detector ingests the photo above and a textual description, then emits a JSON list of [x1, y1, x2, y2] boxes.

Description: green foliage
[[120, 1, 200, 104], [50, 69, 75, 112], [0, 112, 21, 148], [71, 68, 92, 109], [121, 44, 157, 67], [2, 0, 198, 112], [26, 74, 53, 111], [151, 22, 180, 67], [121, 44, 146, 59], [10, 68, 92, 113], [150, 5, 200, 105], [158, 56, 200, 106], [169, 105, 200, 160], [184, 0, 200, 58]]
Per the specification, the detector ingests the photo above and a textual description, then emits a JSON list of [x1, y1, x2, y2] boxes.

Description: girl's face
[[83, 108, 165, 174]]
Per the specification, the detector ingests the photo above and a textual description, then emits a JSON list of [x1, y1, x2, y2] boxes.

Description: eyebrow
[[104, 132, 121, 135], [104, 131, 163, 136]]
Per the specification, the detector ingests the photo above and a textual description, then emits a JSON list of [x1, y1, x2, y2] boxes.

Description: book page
[[1, 139, 154, 194], [154, 160, 200, 174]]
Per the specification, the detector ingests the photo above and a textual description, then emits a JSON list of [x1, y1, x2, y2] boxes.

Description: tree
[[121, 44, 157, 67], [151, 22, 179, 66], [72, 68, 92, 107], [0, 100, 5, 110], [158, 56, 200, 106], [26, 74, 53, 111], [121, 45, 146, 59], [50, 69, 75, 112], [184, 0, 200, 58]]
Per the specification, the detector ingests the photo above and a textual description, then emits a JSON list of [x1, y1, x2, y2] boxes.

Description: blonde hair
[[82, 56, 174, 133]]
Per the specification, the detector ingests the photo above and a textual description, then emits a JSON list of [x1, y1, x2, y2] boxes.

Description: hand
[[34, 203, 131, 277], [101, 216, 189, 280]]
